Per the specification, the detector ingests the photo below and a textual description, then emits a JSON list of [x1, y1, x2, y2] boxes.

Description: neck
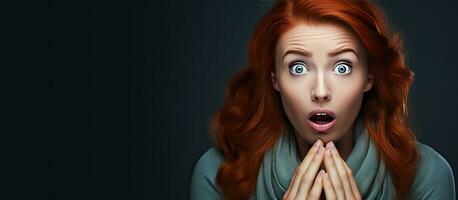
[[295, 125, 355, 161]]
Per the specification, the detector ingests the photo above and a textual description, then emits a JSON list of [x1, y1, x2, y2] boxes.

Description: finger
[[324, 145, 345, 200], [295, 146, 325, 199], [328, 142, 354, 200], [307, 170, 324, 200], [285, 139, 323, 199], [323, 172, 337, 200], [298, 139, 323, 170], [343, 163, 362, 200]]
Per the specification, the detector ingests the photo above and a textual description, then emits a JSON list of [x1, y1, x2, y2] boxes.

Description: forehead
[[276, 22, 364, 56]]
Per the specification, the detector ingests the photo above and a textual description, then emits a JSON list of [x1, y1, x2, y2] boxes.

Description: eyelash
[[288, 61, 309, 76], [287, 60, 353, 75]]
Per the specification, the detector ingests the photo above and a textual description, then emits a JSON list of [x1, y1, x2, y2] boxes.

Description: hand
[[283, 139, 326, 200], [322, 141, 362, 200]]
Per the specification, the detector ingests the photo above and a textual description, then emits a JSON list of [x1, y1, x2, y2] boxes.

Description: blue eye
[[289, 61, 309, 75], [333, 62, 352, 75]]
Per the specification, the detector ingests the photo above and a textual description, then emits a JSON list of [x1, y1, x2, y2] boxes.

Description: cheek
[[333, 80, 365, 116], [279, 81, 308, 122]]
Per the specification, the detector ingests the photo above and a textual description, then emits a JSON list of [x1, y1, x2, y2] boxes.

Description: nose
[[311, 74, 331, 103]]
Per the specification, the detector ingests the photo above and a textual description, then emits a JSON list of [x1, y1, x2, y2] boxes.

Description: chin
[[298, 126, 342, 145], [307, 130, 340, 144], [316, 136, 334, 144]]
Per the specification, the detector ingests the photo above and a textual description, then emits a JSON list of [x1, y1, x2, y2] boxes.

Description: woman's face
[[272, 22, 373, 145]]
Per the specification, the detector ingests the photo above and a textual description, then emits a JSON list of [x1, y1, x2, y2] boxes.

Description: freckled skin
[[271, 22, 374, 159]]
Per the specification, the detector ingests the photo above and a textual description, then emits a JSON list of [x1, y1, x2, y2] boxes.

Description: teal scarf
[[254, 117, 396, 199]]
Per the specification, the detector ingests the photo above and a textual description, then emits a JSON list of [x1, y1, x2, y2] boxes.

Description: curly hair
[[210, 0, 419, 199]]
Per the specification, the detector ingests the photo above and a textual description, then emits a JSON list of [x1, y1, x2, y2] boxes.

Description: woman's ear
[[271, 72, 280, 92], [364, 74, 374, 92]]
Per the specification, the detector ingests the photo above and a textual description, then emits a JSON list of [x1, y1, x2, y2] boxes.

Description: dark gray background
[[6, 0, 457, 199]]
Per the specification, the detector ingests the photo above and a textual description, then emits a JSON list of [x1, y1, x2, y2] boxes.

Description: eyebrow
[[282, 49, 312, 61], [328, 47, 359, 59], [282, 47, 359, 62]]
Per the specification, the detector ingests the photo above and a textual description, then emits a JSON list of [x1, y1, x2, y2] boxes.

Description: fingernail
[[317, 146, 324, 153], [314, 139, 323, 147], [326, 149, 332, 157], [319, 170, 324, 175], [327, 141, 335, 149]]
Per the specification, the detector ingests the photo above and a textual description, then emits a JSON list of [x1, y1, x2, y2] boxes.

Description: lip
[[308, 119, 336, 133], [307, 108, 336, 119], [307, 108, 336, 133]]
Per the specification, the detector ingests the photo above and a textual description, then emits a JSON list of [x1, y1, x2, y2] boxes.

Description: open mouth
[[307, 110, 336, 132], [309, 112, 335, 124]]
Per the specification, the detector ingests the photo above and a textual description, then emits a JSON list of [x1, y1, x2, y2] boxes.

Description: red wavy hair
[[210, 0, 419, 199]]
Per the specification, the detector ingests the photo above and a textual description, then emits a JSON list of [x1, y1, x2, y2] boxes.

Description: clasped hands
[[282, 140, 361, 200]]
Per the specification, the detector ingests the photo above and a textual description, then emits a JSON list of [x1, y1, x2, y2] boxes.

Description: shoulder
[[410, 142, 456, 199], [190, 147, 224, 200], [192, 147, 224, 179]]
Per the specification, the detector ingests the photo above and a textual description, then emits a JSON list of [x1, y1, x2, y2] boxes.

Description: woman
[[190, 0, 455, 199]]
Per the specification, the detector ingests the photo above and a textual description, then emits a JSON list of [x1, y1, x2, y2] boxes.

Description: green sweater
[[191, 117, 455, 199]]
